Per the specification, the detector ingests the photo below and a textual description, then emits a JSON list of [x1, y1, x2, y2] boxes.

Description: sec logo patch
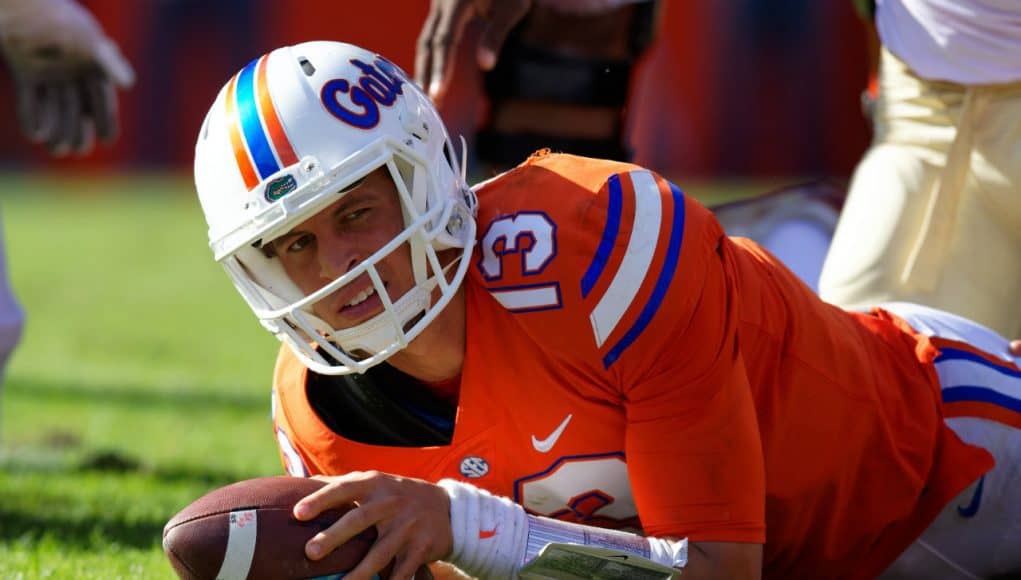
[[459, 456, 489, 479]]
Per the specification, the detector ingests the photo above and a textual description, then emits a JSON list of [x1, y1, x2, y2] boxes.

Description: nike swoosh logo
[[531, 414, 573, 453], [957, 474, 985, 518]]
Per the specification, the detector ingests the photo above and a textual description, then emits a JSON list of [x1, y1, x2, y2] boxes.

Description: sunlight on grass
[[3, 173, 278, 391]]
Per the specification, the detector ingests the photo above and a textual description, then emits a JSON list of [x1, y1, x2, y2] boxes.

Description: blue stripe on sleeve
[[581, 174, 624, 298], [603, 181, 686, 368]]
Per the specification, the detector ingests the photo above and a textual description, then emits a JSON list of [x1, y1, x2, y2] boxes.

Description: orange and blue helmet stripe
[[226, 54, 299, 191]]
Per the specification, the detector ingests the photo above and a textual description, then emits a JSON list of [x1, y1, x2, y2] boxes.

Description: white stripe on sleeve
[[590, 170, 661, 347]]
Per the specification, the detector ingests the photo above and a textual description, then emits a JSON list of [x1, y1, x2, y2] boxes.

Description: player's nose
[[316, 233, 361, 281]]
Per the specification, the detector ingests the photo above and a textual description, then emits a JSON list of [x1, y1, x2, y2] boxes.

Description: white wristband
[[439, 479, 529, 578], [439, 479, 688, 578]]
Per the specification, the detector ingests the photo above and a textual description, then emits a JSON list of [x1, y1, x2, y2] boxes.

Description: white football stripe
[[215, 509, 258, 580], [935, 357, 1021, 400], [491, 285, 559, 311], [590, 170, 661, 347]]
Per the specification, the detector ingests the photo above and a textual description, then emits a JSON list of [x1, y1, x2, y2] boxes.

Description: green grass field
[[0, 174, 282, 578]]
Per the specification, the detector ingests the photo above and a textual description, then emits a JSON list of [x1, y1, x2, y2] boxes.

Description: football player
[[193, 41, 1021, 579]]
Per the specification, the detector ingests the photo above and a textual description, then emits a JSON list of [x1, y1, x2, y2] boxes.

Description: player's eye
[[286, 233, 314, 253], [342, 207, 371, 222]]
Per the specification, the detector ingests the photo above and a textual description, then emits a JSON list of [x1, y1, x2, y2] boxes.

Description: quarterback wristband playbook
[[439, 479, 687, 579]]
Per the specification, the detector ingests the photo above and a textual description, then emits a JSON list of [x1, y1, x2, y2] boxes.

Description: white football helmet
[[194, 41, 476, 375]]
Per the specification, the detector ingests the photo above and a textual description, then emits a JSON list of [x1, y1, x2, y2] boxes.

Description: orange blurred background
[[0, 0, 871, 180]]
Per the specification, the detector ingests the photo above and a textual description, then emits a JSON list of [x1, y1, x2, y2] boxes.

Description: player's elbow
[[685, 541, 763, 580]]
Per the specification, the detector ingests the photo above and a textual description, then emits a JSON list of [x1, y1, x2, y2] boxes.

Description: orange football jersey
[[271, 152, 992, 578]]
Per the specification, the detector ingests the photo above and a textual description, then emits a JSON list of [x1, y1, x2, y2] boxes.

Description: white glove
[[0, 0, 135, 156]]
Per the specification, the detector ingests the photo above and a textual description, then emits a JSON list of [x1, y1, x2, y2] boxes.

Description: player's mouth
[[333, 282, 386, 325]]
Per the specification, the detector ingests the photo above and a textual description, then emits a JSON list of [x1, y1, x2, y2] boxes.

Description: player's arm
[[293, 470, 686, 579], [685, 542, 762, 579], [617, 254, 765, 579], [441, 479, 759, 579], [415, 0, 531, 101], [601, 169, 765, 577], [293, 470, 755, 579]]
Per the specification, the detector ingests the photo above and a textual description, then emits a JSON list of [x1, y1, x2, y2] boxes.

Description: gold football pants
[[820, 48, 1021, 338]]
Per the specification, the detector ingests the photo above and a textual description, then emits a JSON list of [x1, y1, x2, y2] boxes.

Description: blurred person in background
[[0, 0, 134, 427], [415, 0, 659, 174], [819, 0, 1021, 339], [415, 0, 843, 292]]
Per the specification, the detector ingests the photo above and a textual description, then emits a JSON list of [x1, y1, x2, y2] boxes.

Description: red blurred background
[[0, 0, 872, 180]]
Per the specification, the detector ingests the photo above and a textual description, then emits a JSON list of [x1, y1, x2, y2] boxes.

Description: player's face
[[268, 167, 414, 331]]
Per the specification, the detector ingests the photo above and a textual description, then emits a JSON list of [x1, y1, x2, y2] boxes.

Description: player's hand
[[294, 470, 453, 580], [1010, 339, 1021, 357], [415, 0, 531, 102], [0, 0, 135, 157]]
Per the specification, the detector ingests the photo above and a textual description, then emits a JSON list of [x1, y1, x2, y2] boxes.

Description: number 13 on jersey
[[478, 211, 562, 312]]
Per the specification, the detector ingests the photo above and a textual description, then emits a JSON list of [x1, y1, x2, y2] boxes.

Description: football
[[163, 475, 432, 579]]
